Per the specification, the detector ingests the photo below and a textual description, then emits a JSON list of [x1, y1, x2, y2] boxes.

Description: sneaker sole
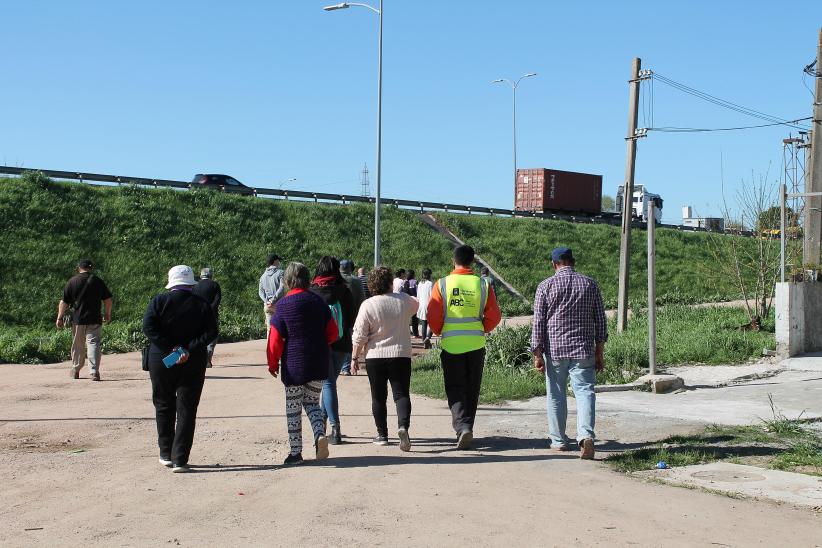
[[373, 440, 389, 446], [315, 436, 329, 460], [457, 431, 473, 450], [398, 429, 411, 452], [171, 466, 191, 473], [159, 458, 173, 467]]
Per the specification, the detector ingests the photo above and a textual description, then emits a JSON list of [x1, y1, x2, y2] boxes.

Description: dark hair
[[395, 268, 406, 278], [422, 268, 432, 280], [267, 254, 281, 266], [453, 245, 474, 267], [480, 266, 490, 276], [78, 259, 93, 270], [407, 269, 415, 280], [315, 256, 342, 280], [368, 267, 394, 296]]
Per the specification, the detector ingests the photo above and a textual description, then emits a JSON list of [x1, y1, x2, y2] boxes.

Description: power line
[[652, 72, 810, 130], [647, 117, 812, 133]]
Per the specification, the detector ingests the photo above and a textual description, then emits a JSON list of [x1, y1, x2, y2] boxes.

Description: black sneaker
[[329, 426, 342, 445], [283, 453, 304, 466], [373, 435, 389, 446], [457, 429, 473, 450], [397, 427, 411, 452]]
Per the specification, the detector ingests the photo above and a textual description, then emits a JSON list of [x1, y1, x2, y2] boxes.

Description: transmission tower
[[783, 134, 810, 221], [360, 163, 370, 197], [782, 133, 810, 268]]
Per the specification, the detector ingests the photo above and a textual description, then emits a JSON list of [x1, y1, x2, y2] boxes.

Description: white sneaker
[[159, 457, 173, 467], [172, 464, 191, 473]]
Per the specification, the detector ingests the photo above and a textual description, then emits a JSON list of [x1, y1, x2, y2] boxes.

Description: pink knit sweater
[[351, 293, 419, 359]]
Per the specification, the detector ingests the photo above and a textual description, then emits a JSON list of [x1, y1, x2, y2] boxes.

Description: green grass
[[410, 305, 775, 403], [0, 171, 777, 364], [0, 173, 457, 363], [606, 421, 822, 477], [434, 212, 761, 309]]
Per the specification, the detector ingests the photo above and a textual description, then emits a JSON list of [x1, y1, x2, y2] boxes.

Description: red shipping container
[[514, 168, 602, 214]]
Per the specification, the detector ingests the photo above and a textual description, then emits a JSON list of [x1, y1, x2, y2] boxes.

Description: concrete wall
[[776, 282, 822, 357]]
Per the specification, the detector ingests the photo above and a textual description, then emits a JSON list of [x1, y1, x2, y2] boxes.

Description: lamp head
[[323, 3, 349, 10], [524, 72, 537, 78], [491, 79, 504, 83]]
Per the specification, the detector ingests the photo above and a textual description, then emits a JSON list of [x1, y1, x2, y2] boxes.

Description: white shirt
[[416, 279, 433, 320], [392, 278, 404, 293], [352, 293, 419, 359]]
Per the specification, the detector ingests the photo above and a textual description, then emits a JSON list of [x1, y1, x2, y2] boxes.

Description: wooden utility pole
[[647, 200, 657, 374], [805, 28, 822, 266], [617, 58, 642, 332]]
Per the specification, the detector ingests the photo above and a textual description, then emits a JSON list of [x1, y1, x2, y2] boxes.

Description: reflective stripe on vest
[[439, 274, 487, 354]]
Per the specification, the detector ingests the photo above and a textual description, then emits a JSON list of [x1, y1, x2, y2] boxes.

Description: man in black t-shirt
[[192, 267, 221, 367], [56, 259, 113, 381]]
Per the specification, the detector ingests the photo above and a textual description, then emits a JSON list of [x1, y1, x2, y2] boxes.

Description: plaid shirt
[[530, 267, 608, 360]]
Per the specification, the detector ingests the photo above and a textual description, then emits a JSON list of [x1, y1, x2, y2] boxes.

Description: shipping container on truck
[[514, 168, 602, 215]]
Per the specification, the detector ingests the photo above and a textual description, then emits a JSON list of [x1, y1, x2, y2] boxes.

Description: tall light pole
[[324, 1, 383, 267], [492, 73, 537, 201], [277, 177, 297, 190]]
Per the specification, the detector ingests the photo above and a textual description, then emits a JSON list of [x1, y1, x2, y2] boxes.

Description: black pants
[[419, 320, 431, 340], [441, 348, 485, 433], [410, 315, 419, 337], [365, 357, 412, 435], [148, 354, 207, 466]]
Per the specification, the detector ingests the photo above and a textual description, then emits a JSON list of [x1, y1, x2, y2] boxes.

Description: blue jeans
[[340, 352, 352, 375], [544, 356, 596, 447], [321, 350, 346, 427]]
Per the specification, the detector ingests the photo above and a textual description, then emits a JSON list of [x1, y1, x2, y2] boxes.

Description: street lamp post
[[277, 177, 297, 190], [492, 73, 537, 201], [324, 1, 383, 267]]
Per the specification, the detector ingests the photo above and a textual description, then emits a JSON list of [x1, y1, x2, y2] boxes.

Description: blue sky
[[2, 1, 819, 222]]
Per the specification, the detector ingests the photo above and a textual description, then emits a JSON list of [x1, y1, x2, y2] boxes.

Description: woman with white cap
[[142, 265, 218, 473]]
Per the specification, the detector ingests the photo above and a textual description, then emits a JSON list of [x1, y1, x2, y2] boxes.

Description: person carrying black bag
[[56, 259, 113, 381], [142, 265, 218, 473]]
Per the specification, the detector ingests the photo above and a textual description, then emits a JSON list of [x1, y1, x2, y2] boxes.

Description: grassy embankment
[[434, 212, 757, 315], [607, 408, 822, 477], [411, 305, 776, 403], [0, 173, 456, 363]]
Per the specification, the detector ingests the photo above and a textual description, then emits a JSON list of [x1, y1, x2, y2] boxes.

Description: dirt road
[[2, 340, 819, 547]]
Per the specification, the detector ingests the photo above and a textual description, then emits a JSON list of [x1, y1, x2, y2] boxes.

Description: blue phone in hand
[[163, 347, 184, 368]]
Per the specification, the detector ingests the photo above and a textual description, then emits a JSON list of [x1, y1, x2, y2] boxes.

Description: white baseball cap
[[166, 265, 196, 289]]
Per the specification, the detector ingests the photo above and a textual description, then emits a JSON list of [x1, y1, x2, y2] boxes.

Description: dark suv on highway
[[191, 174, 251, 192]]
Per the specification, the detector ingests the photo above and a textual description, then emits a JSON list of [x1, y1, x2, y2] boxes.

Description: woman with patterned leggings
[[266, 262, 339, 465]]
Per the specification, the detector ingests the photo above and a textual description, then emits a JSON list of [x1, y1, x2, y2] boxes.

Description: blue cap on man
[[551, 247, 574, 262]]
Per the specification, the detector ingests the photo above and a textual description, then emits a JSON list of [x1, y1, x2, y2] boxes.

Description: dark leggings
[[419, 320, 431, 340], [365, 357, 412, 435]]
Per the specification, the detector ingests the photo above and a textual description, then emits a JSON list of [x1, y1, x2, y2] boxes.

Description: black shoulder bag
[[63, 274, 94, 329]]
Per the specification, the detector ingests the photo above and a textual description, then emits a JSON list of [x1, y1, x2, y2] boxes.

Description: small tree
[[601, 195, 615, 212], [757, 205, 795, 232], [707, 171, 783, 330]]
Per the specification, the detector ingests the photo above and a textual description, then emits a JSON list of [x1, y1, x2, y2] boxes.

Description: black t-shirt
[[62, 272, 112, 325], [192, 279, 222, 317]]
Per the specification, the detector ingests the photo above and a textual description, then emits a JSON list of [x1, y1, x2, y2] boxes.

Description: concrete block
[[635, 373, 684, 394], [639, 462, 822, 510], [776, 282, 822, 357]]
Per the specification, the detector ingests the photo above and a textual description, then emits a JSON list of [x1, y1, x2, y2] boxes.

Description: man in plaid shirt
[[530, 247, 607, 459]]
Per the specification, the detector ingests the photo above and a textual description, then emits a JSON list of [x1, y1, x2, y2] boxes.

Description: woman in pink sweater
[[351, 266, 419, 449]]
